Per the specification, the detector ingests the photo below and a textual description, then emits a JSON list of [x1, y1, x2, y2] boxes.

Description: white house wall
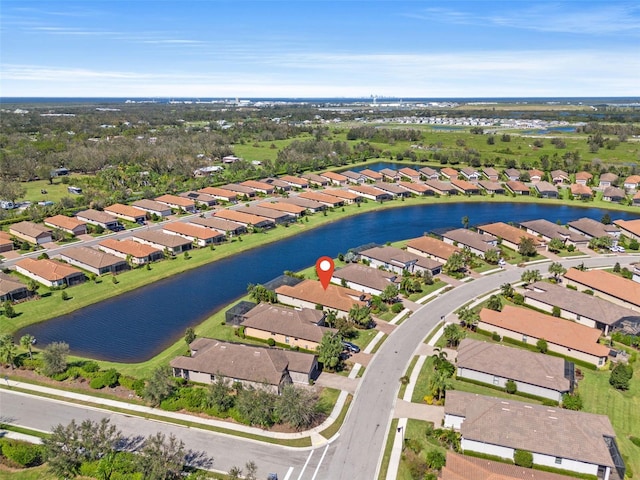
[[457, 367, 563, 402], [531, 452, 601, 476], [443, 414, 465, 430], [524, 297, 599, 330], [462, 438, 513, 460]]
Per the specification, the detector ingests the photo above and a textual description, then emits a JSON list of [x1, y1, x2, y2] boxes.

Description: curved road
[[1, 255, 637, 478]]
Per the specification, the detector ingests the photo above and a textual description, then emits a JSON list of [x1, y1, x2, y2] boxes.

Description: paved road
[[1, 255, 637, 479]]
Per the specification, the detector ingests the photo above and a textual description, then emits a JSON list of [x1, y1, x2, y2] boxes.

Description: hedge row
[[0, 438, 45, 468]]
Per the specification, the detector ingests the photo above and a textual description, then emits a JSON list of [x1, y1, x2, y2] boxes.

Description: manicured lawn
[[396, 419, 446, 480], [0, 465, 59, 480]]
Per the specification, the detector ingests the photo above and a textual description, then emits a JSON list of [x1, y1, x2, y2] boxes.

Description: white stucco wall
[[532, 452, 601, 476], [443, 414, 465, 430], [457, 368, 563, 402]]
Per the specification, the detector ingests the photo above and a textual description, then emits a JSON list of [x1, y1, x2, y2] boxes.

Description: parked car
[[267, 474, 278, 480], [342, 341, 360, 354]]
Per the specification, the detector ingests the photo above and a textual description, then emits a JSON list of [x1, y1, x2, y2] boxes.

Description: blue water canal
[[19, 202, 639, 362]]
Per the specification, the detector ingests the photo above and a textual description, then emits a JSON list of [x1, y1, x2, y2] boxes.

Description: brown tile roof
[[575, 171, 593, 181], [104, 203, 147, 219], [0, 272, 27, 297], [441, 167, 459, 178], [479, 222, 542, 246], [132, 199, 172, 213], [197, 187, 239, 200], [279, 175, 309, 187], [479, 305, 610, 357], [59, 246, 126, 269], [320, 171, 348, 182], [424, 179, 456, 193], [379, 168, 398, 178], [525, 281, 639, 327], [321, 189, 362, 201], [301, 173, 329, 185], [258, 202, 307, 215], [132, 230, 193, 248], [373, 182, 410, 195], [214, 209, 275, 227], [16, 258, 83, 282], [240, 180, 275, 192], [457, 339, 571, 392], [599, 172, 618, 183], [155, 194, 196, 208], [189, 216, 246, 233], [236, 205, 292, 221], [359, 168, 383, 180], [505, 180, 529, 193], [419, 166, 439, 177], [504, 168, 521, 179], [602, 186, 626, 199], [528, 168, 544, 178], [570, 183, 593, 196], [568, 217, 619, 238], [163, 222, 225, 240], [242, 303, 332, 343], [477, 180, 504, 192], [9, 221, 52, 239], [535, 181, 558, 194], [0, 231, 12, 250], [280, 197, 326, 210], [44, 215, 86, 231], [520, 219, 587, 243], [348, 185, 389, 197], [483, 167, 499, 178], [76, 208, 119, 224], [332, 263, 399, 292], [445, 391, 616, 468], [398, 167, 420, 177], [275, 279, 369, 313], [623, 174, 640, 185], [551, 169, 569, 180], [451, 178, 480, 192], [398, 181, 430, 194], [564, 268, 640, 307], [406, 235, 460, 260], [99, 238, 161, 258], [613, 218, 640, 237], [442, 451, 577, 480], [359, 245, 436, 270], [260, 177, 291, 189], [298, 191, 344, 205], [442, 228, 497, 253], [220, 183, 256, 195]]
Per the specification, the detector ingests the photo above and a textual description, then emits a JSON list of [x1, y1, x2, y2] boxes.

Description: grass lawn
[[0, 465, 60, 480], [407, 279, 447, 302], [556, 249, 589, 257], [396, 419, 446, 480]]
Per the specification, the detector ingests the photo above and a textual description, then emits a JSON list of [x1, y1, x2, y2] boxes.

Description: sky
[[1, 0, 639, 98]]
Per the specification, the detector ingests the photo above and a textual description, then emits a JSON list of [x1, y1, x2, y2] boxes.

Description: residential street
[[1, 255, 637, 479]]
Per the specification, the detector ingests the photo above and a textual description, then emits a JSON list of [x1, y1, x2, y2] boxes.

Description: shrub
[[562, 393, 583, 411], [505, 379, 518, 394], [81, 361, 100, 373], [119, 375, 145, 396], [491, 332, 501, 341], [610, 363, 633, 390], [90, 376, 107, 389], [20, 358, 42, 370], [514, 449, 533, 468], [267, 338, 276, 346], [512, 293, 524, 305], [1, 440, 44, 467], [584, 289, 594, 296], [391, 303, 404, 314], [536, 338, 548, 353], [552, 306, 561, 317], [630, 436, 640, 448], [61, 290, 69, 301]]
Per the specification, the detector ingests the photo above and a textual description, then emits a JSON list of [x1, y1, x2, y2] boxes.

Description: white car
[[617, 246, 626, 253]]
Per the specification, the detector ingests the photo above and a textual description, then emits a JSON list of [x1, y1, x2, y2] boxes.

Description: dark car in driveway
[[342, 341, 360, 354]]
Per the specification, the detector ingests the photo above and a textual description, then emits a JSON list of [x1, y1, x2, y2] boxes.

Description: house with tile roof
[[564, 268, 640, 311], [527, 169, 544, 182], [460, 167, 480, 181], [241, 303, 333, 351], [478, 305, 610, 366], [602, 186, 626, 203], [524, 281, 640, 336], [301, 173, 329, 187], [0, 272, 29, 303], [339, 170, 366, 185], [155, 194, 197, 213], [406, 235, 460, 263], [179, 191, 218, 207], [58, 246, 128, 276], [170, 338, 318, 393], [632, 191, 640, 206], [613, 218, 640, 241], [520, 219, 589, 247], [261, 177, 292, 191], [197, 187, 239, 203], [235, 205, 295, 225], [456, 339, 573, 402], [397, 181, 432, 196], [423, 179, 458, 196], [104, 203, 147, 223], [503, 168, 521, 181], [322, 189, 362, 204], [280, 196, 327, 213], [219, 183, 256, 198], [131, 199, 172, 218], [240, 180, 275, 195], [440, 167, 459, 180], [0, 231, 13, 253], [298, 191, 345, 207], [319, 171, 349, 186], [598, 173, 618, 188], [76, 210, 121, 231], [451, 178, 481, 195], [9, 221, 53, 245], [189, 216, 247, 236], [441, 228, 498, 257], [477, 222, 543, 251], [98, 238, 163, 265], [567, 218, 620, 239], [257, 201, 307, 217], [330, 263, 400, 296], [358, 245, 442, 275], [398, 167, 420, 182], [132, 230, 193, 255], [505, 180, 530, 195], [570, 183, 593, 199], [551, 169, 570, 184], [378, 168, 399, 182], [482, 167, 500, 181], [347, 185, 392, 201], [623, 175, 640, 191], [163, 222, 225, 246], [44, 215, 87, 236], [15, 258, 85, 288], [443, 391, 624, 480], [418, 166, 439, 180], [279, 175, 310, 189], [534, 181, 559, 198], [373, 182, 411, 198], [575, 171, 593, 185], [358, 168, 384, 182], [477, 180, 504, 195], [213, 209, 276, 229], [275, 279, 370, 319]]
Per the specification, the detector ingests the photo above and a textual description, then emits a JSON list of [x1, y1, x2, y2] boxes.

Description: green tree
[[505, 379, 518, 394], [246, 283, 276, 303], [184, 327, 196, 346], [380, 284, 399, 304], [457, 306, 479, 330], [348, 304, 372, 328], [486, 294, 502, 312], [536, 338, 548, 353], [443, 323, 465, 347], [484, 248, 499, 265], [500, 282, 514, 299], [629, 239, 639, 250], [0, 333, 17, 369], [514, 449, 533, 468], [2, 301, 16, 318], [518, 236, 537, 257], [237, 386, 277, 427], [429, 369, 452, 400], [444, 252, 464, 275], [461, 215, 470, 229], [143, 366, 175, 406], [20, 334, 35, 360], [601, 213, 612, 225], [552, 305, 561, 317], [137, 432, 186, 480], [548, 262, 566, 281], [207, 376, 235, 412], [613, 262, 621, 273], [562, 393, 583, 411], [41, 341, 69, 376], [275, 384, 320, 430], [609, 363, 633, 390], [548, 238, 564, 253], [520, 269, 542, 285], [317, 332, 343, 372], [425, 449, 446, 470]]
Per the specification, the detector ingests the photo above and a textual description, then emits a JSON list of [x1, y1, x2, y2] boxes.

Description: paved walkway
[[314, 373, 358, 394]]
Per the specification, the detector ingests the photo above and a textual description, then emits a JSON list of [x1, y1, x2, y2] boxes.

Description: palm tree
[[0, 334, 17, 369], [20, 334, 35, 360], [461, 216, 470, 229], [429, 369, 452, 401]]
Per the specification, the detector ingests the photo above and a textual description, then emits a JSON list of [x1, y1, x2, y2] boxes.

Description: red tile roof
[[564, 268, 640, 307]]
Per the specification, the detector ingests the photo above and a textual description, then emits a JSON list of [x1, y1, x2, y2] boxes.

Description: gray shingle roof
[[241, 303, 332, 344]]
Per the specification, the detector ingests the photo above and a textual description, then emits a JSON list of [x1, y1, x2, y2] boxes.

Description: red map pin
[[316, 256, 335, 290]]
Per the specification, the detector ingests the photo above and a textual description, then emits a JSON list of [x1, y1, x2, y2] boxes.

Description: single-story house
[[602, 187, 626, 203], [0, 272, 29, 302], [440, 167, 459, 180], [131, 230, 192, 255], [623, 175, 640, 191], [567, 218, 620, 239], [534, 181, 559, 198], [15, 257, 85, 288], [613, 218, 640, 241], [131, 199, 172, 218], [0, 231, 13, 253], [598, 173, 618, 188], [163, 222, 225, 246], [320, 171, 349, 186], [98, 238, 164, 265], [298, 191, 345, 207], [503, 168, 521, 182], [155, 194, 197, 213], [405, 235, 460, 263], [170, 338, 319, 392], [482, 167, 500, 181], [197, 187, 239, 203], [398, 167, 421, 182], [378, 168, 399, 182], [358, 168, 383, 182], [551, 169, 570, 184], [58, 246, 128, 276], [373, 182, 411, 198], [179, 191, 218, 207], [477, 180, 504, 195], [398, 181, 432, 196], [456, 338, 573, 402], [257, 201, 307, 217], [460, 167, 480, 181], [280, 196, 327, 213], [444, 391, 623, 480], [301, 173, 329, 187], [9, 221, 53, 245], [358, 245, 442, 275], [260, 177, 292, 191], [219, 183, 256, 198], [520, 219, 589, 247], [477, 222, 544, 251], [322, 189, 362, 204], [341, 170, 366, 185], [235, 205, 295, 225], [564, 268, 640, 311], [478, 305, 610, 366], [423, 180, 457, 196], [44, 215, 87, 236], [239, 180, 275, 195], [348, 185, 393, 201], [279, 175, 310, 189], [213, 209, 275, 229], [331, 263, 400, 296], [189, 216, 247, 236], [575, 171, 593, 185], [241, 303, 333, 351], [528, 169, 544, 183], [524, 281, 640, 336], [76, 209, 120, 230], [441, 228, 498, 257], [275, 279, 370, 319], [505, 180, 530, 195], [633, 191, 640, 206], [419, 167, 439, 181], [104, 203, 147, 223], [441, 452, 578, 480], [570, 183, 593, 199], [451, 178, 480, 195]]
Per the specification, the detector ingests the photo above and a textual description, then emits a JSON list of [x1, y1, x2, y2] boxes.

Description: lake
[[18, 202, 639, 362]]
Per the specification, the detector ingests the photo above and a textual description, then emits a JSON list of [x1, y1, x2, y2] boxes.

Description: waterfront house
[[0, 231, 13, 253], [441, 228, 498, 257], [44, 215, 87, 237], [613, 218, 640, 241], [9, 221, 53, 245], [477, 222, 543, 251], [570, 183, 593, 199], [564, 268, 640, 311], [131, 199, 172, 218], [301, 173, 329, 187], [258, 201, 307, 217], [598, 173, 618, 189], [0, 272, 29, 302], [567, 218, 619, 239], [405, 235, 460, 263], [15, 257, 85, 288], [163, 222, 225, 246], [505, 180, 530, 195], [358, 245, 442, 275], [76, 209, 120, 230], [322, 189, 362, 204], [298, 191, 345, 207], [450, 178, 480, 195], [240, 180, 275, 195], [155, 194, 197, 213], [477, 180, 504, 195], [482, 167, 500, 181], [280, 196, 327, 213], [520, 219, 589, 247], [197, 187, 239, 203], [419, 166, 440, 181], [602, 187, 626, 203], [104, 204, 147, 223], [236, 205, 295, 225], [378, 168, 399, 182], [347, 185, 392, 201], [423, 180, 457, 196], [398, 167, 421, 182], [372, 182, 412, 198], [213, 209, 276, 229], [319, 171, 349, 186], [58, 246, 128, 276], [397, 181, 432, 196], [189, 216, 247, 236], [440, 167, 459, 180], [341, 170, 366, 185], [359, 168, 383, 182], [534, 181, 559, 198], [330, 263, 400, 296], [460, 167, 480, 181], [132, 230, 193, 255], [98, 238, 163, 265]]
